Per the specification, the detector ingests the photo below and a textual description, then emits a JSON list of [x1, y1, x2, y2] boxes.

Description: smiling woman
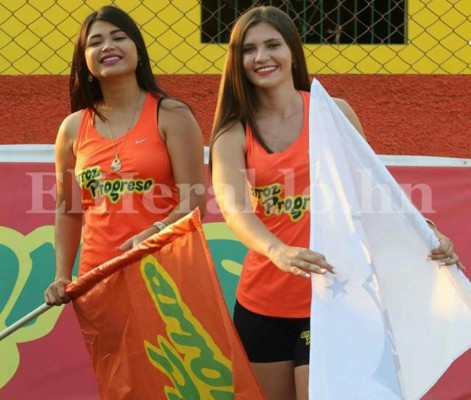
[[46, 4, 206, 295], [85, 22, 139, 82], [43, 7, 206, 396], [209, 6, 462, 400], [241, 22, 294, 91]]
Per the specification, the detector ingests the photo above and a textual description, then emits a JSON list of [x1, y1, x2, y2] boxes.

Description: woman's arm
[[118, 99, 206, 249], [211, 123, 334, 277], [45, 113, 83, 305]]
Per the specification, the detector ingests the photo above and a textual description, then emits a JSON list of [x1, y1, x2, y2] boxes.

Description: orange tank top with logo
[[74, 93, 178, 275], [237, 91, 311, 318]]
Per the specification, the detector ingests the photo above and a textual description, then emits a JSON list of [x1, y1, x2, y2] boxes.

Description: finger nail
[[304, 273, 311, 278]]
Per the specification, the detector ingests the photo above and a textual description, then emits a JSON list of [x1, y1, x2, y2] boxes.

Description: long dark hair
[[69, 5, 167, 114], [210, 6, 310, 149]]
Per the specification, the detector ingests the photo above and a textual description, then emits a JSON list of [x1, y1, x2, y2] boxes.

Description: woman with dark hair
[[210, 6, 459, 400], [45, 5, 205, 304]]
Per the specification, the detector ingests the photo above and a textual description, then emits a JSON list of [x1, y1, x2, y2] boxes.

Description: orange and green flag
[[66, 209, 264, 400]]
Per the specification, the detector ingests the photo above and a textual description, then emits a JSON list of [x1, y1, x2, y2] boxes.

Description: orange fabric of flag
[[66, 209, 264, 400]]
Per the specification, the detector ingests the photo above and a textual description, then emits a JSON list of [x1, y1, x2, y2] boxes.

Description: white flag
[[308, 79, 471, 400]]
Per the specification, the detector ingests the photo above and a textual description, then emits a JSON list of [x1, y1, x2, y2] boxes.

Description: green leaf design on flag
[[203, 223, 248, 316], [0, 226, 65, 389]]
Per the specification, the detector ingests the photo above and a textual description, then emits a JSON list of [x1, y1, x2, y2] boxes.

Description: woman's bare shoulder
[[332, 97, 366, 138], [213, 120, 246, 148], [59, 110, 85, 140]]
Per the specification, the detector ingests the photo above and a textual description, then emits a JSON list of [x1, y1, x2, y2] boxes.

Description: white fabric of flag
[[308, 79, 471, 400]]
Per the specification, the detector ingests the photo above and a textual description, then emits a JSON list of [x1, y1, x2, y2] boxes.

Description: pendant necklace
[[104, 90, 142, 172]]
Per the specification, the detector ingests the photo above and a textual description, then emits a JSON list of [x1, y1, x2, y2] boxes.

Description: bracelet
[[425, 218, 437, 230], [152, 221, 167, 231]]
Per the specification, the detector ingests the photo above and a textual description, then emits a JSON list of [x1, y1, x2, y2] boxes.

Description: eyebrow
[[88, 29, 124, 41]]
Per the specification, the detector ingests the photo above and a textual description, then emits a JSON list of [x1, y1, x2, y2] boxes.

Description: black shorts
[[233, 300, 310, 367]]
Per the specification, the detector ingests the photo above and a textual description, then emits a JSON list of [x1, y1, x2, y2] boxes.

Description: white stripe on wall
[[0, 144, 470, 167]]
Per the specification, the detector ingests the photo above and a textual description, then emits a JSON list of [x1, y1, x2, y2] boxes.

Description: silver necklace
[[104, 91, 142, 172]]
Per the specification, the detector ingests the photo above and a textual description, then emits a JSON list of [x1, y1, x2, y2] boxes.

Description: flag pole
[[0, 303, 53, 341]]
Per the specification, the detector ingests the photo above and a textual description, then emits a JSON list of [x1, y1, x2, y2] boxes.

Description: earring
[[292, 61, 297, 69], [138, 56, 142, 68], [88, 73, 93, 83]]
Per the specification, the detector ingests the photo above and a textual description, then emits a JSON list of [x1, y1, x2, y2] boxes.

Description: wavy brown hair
[[210, 6, 310, 152]]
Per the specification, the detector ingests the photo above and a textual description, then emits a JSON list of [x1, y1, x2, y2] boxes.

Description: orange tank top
[[74, 93, 178, 275], [237, 91, 311, 318]]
